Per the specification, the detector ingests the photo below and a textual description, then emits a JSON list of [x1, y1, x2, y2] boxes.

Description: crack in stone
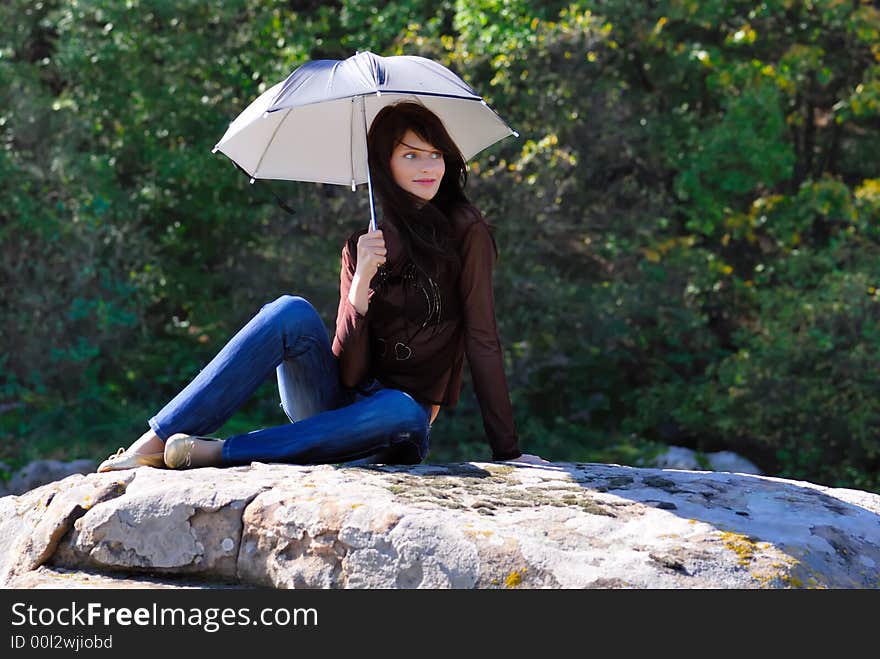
[[22, 475, 134, 578]]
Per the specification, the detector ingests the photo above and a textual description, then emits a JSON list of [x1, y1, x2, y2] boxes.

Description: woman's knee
[[376, 389, 431, 435], [372, 390, 431, 463], [261, 295, 323, 333]]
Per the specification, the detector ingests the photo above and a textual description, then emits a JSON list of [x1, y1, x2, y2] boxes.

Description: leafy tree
[[2, 0, 878, 491]]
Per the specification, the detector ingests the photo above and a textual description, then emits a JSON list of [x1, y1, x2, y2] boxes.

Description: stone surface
[[0, 472, 134, 585], [1, 461, 879, 589], [6, 458, 98, 495], [649, 446, 703, 471], [10, 566, 249, 589], [706, 450, 763, 475], [647, 446, 762, 475], [0, 460, 12, 497]]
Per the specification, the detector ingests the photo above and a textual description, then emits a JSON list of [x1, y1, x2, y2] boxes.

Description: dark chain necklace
[[374, 261, 442, 361]]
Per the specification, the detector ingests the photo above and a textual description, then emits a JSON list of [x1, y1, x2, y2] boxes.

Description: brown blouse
[[331, 205, 521, 461]]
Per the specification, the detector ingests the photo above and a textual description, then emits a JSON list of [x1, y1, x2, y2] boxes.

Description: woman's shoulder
[[449, 203, 488, 237], [450, 203, 499, 261]]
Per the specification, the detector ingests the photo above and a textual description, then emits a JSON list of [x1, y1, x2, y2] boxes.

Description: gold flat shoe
[[164, 433, 222, 470], [97, 448, 166, 473]]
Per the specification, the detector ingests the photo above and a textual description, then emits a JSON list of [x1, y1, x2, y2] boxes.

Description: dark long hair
[[368, 101, 468, 279]]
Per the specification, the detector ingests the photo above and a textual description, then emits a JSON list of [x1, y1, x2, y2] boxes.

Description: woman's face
[[389, 129, 445, 202]]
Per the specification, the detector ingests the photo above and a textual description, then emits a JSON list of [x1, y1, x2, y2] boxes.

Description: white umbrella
[[213, 51, 517, 230]]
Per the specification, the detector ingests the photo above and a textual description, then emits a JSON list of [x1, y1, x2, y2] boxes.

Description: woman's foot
[[164, 433, 224, 469], [97, 429, 167, 473], [97, 448, 166, 473]]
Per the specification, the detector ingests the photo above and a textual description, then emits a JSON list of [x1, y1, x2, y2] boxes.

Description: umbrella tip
[[249, 177, 256, 185], [351, 180, 357, 192], [512, 130, 520, 138], [211, 146, 218, 154]]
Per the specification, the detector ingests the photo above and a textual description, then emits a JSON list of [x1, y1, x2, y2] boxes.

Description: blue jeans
[[148, 295, 432, 466]]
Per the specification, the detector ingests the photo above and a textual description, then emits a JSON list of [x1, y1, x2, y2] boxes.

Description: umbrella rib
[[253, 107, 294, 179]]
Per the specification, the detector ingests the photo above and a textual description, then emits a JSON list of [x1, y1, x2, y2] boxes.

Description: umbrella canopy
[[213, 51, 517, 228]]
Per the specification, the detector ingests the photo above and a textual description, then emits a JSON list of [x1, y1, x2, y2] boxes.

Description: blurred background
[[1, 0, 878, 492]]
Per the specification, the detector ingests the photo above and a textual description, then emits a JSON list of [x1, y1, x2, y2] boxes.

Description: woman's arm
[[458, 216, 523, 461], [332, 230, 385, 388]]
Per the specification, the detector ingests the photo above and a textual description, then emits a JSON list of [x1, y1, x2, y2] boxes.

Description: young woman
[[97, 102, 547, 472]]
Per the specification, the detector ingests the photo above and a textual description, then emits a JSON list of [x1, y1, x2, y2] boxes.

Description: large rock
[[646, 446, 763, 475], [0, 461, 10, 497], [1, 461, 878, 588], [5, 458, 97, 495]]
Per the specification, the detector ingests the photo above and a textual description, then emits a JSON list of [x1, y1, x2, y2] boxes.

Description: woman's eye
[[401, 151, 441, 160]]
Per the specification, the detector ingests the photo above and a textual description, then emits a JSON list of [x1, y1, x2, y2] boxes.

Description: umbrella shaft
[[360, 96, 378, 232]]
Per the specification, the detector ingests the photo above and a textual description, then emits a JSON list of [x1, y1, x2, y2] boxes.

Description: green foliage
[[673, 70, 795, 234], [627, 263, 880, 490], [2, 0, 879, 492]]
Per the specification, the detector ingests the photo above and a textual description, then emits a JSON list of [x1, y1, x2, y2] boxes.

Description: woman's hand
[[349, 230, 386, 315], [354, 229, 386, 282], [503, 453, 551, 466]]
